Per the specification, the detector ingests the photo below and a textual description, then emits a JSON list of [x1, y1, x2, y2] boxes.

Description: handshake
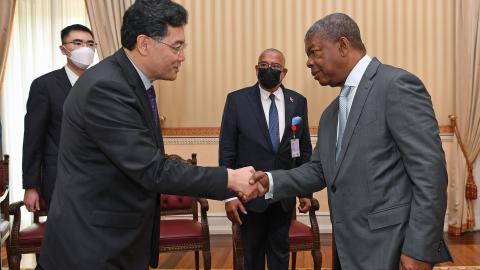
[[226, 167, 270, 202]]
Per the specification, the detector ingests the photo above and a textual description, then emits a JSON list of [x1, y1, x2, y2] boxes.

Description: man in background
[[251, 13, 451, 270], [23, 24, 96, 211], [219, 48, 312, 270]]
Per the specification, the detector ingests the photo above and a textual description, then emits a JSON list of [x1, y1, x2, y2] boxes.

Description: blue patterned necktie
[[146, 86, 160, 127], [269, 94, 280, 153], [336, 85, 353, 161]]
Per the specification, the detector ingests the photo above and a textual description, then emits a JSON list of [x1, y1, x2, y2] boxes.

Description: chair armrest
[[8, 201, 25, 246], [197, 198, 209, 225], [197, 198, 209, 212], [197, 198, 211, 249], [308, 198, 321, 248], [310, 198, 319, 212]]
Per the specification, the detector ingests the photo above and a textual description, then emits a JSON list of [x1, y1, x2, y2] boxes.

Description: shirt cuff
[[265, 172, 274, 200], [224, 197, 238, 203]]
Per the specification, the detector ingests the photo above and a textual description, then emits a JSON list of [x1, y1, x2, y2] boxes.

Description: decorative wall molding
[[163, 125, 454, 145], [163, 125, 453, 137], [163, 137, 219, 145]]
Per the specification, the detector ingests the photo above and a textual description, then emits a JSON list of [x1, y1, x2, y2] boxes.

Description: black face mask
[[257, 67, 281, 89]]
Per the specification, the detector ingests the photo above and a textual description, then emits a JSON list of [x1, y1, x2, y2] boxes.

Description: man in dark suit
[[219, 48, 312, 270], [36, 1, 259, 269], [251, 13, 451, 270], [22, 24, 96, 211]]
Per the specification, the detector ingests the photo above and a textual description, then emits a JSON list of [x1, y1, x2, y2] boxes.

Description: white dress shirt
[[336, 54, 372, 142], [259, 85, 285, 142], [64, 65, 79, 86]]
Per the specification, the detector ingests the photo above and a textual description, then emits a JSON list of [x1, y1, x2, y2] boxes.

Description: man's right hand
[[227, 167, 265, 201], [225, 199, 247, 225], [238, 170, 270, 201], [24, 188, 40, 212]]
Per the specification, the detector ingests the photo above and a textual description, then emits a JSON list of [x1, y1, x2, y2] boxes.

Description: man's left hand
[[400, 254, 433, 270], [298, 198, 311, 213]]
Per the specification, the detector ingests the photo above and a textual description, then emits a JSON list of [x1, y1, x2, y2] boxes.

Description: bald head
[[258, 48, 286, 67]]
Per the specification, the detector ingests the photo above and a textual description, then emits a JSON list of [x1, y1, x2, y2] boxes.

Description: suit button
[[331, 185, 337, 192]]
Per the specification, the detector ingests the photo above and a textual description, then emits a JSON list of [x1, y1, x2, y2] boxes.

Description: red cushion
[[289, 220, 313, 246], [159, 220, 203, 246], [160, 195, 193, 210], [18, 222, 45, 246]]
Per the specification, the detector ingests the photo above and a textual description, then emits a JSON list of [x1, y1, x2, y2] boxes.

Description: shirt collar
[[126, 55, 152, 90], [344, 54, 372, 87], [259, 84, 284, 102], [64, 65, 79, 86]]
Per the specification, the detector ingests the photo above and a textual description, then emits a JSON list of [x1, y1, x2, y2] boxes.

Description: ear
[[280, 68, 288, 80], [338, 37, 350, 57], [136, 35, 150, 56], [59, 45, 67, 56]]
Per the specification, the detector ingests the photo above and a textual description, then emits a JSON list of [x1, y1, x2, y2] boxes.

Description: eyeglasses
[[258, 62, 283, 71], [63, 39, 97, 48], [157, 40, 187, 55]]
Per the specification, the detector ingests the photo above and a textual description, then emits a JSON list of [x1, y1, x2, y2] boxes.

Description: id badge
[[291, 139, 300, 158]]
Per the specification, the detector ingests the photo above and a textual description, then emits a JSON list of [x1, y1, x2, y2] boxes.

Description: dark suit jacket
[[22, 68, 71, 203], [271, 58, 451, 269], [219, 84, 312, 213], [39, 49, 228, 270]]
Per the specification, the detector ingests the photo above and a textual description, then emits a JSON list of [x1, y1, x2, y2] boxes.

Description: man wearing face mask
[[22, 24, 96, 212], [219, 48, 312, 270]]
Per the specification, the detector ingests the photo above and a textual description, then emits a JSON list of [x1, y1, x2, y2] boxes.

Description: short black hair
[[121, 0, 188, 50], [61, 24, 94, 43], [305, 13, 366, 52]]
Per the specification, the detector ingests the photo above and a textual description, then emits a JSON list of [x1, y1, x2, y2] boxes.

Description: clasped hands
[[227, 166, 269, 202]]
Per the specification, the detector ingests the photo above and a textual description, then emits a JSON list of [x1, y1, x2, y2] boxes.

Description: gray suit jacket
[[271, 58, 451, 269]]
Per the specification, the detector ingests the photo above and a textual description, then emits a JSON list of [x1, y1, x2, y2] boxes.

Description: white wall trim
[[163, 212, 456, 234]]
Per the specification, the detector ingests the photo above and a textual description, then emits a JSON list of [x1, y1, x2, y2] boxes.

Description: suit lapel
[[56, 68, 72, 97], [332, 58, 380, 182], [114, 49, 164, 149], [280, 87, 294, 148], [325, 103, 338, 185], [247, 85, 273, 151]]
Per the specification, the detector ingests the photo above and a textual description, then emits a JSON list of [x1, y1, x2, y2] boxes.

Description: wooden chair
[[7, 190, 48, 269], [159, 153, 212, 270], [232, 198, 322, 270], [0, 155, 10, 250]]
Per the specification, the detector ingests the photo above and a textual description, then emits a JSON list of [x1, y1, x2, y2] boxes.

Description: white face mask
[[65, 46, 95, 69]]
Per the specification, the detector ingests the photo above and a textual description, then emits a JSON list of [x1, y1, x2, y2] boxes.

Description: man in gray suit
[[249, 13, 451, 270]]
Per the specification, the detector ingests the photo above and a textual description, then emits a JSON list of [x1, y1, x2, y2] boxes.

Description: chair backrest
[[159, 153, 199, 219], [0, 155, 9, 221]]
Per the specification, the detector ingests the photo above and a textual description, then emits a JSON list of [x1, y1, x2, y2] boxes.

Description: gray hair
[[305, 13, 366, 52], [258, 48, 286, 65]]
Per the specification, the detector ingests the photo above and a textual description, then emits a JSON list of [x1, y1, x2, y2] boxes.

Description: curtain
[[1, 0, 94, 266], [448, 0, 480, 235], [0, 0, 16, 93], [84, 0, 135, 59]]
